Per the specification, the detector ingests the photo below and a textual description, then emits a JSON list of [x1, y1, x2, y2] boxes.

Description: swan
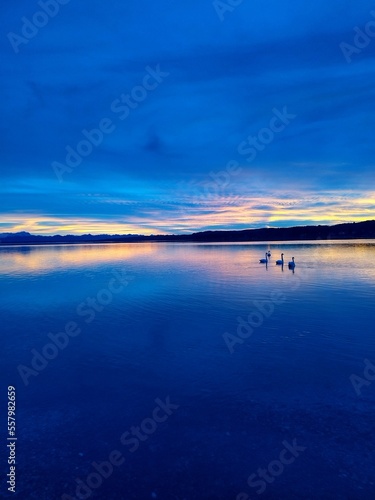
[[288, 257, 296, 269], [276, 253, 284, 265], [267, 251, 271, 257], [259, 252, 268, 263]]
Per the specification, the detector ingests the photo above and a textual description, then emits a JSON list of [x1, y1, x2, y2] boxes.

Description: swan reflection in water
[[259, 252, 297, 273], [276, 253, 284, 265], [287, 257, 296, 274], [259, 252, 268, 264]]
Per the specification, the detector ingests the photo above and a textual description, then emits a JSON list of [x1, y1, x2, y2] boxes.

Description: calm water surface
[[1, 241, 375, 499]]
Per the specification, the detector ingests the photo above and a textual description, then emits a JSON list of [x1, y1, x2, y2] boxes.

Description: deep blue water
[[1, 241, 375, 499]]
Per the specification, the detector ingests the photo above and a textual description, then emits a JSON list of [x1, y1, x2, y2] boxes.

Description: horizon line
[[2, 219, 374, 239]]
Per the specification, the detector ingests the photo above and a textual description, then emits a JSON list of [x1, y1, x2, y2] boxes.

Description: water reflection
[[2, 240, 375, 498], [0, 243, 157, 275], [1, 240, 375, 286]]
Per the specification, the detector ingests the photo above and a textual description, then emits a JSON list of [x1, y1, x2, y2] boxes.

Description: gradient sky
[[1, 0, 375, 235]]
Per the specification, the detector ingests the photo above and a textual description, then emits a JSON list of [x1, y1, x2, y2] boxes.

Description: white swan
[[259, 252, 268, 264], [288, 257, 296, 269], [276, 253, 284, 265]]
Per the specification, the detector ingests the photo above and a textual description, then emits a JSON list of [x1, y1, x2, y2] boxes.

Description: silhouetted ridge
[[1, 220, 375, 245]]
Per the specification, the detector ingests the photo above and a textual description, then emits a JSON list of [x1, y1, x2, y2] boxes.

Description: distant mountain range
[[1, 220, 375, 245]]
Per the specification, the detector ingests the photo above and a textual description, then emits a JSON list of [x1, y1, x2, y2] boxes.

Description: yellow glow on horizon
[[2, 215, 162, 236], [1, 191, 375, 235], [0, 242, 158, 274]]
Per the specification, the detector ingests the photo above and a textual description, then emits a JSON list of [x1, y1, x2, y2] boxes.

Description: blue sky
[[1, 0, 375, 234]]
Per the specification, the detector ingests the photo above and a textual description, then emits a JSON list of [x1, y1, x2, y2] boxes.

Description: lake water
[[1, 241, 375, 499]]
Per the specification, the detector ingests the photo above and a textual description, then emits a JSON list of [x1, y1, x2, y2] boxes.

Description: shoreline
[[1, 220, 375, 246], [1, 236, 375, 247]]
